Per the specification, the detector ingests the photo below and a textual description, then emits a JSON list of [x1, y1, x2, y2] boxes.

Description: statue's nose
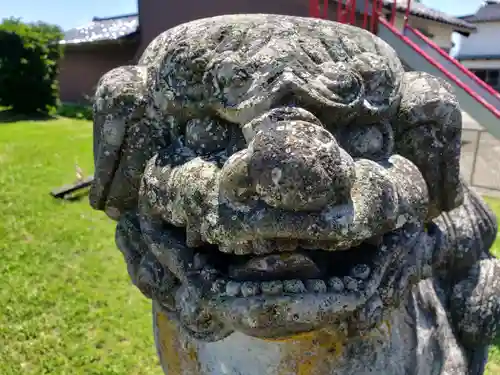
[[243, 121, 355, 212]]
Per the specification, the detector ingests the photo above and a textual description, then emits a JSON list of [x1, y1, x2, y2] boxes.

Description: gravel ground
[[460, 112, 500, 198]]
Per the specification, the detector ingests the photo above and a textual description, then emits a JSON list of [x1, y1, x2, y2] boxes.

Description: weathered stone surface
[[90, 14, 499, 375]]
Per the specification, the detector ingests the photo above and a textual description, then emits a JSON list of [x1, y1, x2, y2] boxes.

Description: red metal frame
[[323, 0, 329, 18], [337, 0, 344, 22], [389, 0, 396, 24], [310, 0, 320, 18], [370, 0, 378, 32], [405, 25, 500, 99], [403, 0, 411, 28], [363, 0, 369, 28], [307, 0, 398, 30], [310, 0, 330, 19], [379, 17, 500, 118]]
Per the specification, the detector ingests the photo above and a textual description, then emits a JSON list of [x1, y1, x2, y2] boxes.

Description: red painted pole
[[370, 0, 378, 33], [390, 0, 397, 24], [377, 0, 384, 31], [323, 0, 329, 19], [363, 0, 369, 28], [404, 0, 411, 28], [350, 0, 356, 25], [310, 0, 320, 17]]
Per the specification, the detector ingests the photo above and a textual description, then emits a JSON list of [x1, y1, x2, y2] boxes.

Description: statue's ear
[[91, 65, 157, 220], [392, 72, 463, 219], [116, 212, 178, 308]]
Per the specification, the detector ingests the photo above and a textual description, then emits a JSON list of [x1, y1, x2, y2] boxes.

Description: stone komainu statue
[[89, 14, 500, 375]]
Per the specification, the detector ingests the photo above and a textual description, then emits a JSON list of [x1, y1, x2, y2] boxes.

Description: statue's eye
[[185, 117, 230, 154], [339, 121, 394, 161]]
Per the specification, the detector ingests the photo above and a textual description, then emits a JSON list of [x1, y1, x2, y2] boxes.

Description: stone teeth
[[260, 280, 284, 295], [211, 279, 227, 294], [226, 281, 242, 297], [343, 276, 359, 291], [283, 279, 307, 293], [241, 281, 260, 297], [328, 277, 345, 292], [214, 277, 356, 297], [219, 244, 233, 253], [234, 242, 253, 255], [305, 279, 327, 293], [350, 264, 371, 280], [200, 267, 218, 281]]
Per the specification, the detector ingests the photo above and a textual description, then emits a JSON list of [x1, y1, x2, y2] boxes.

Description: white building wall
[[460, 59, 500, 69], [458, 21, 500, 57], [391, 13, 455, 51]]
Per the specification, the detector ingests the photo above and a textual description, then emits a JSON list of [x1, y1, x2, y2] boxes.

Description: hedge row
[[0, 18, 63, 115]]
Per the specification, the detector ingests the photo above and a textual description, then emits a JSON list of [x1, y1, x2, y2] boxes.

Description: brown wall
[[59, 42, 138, 103], [137, 0, 374, 57], [137, 0, 313, 56], [59, 0, 374, 102]]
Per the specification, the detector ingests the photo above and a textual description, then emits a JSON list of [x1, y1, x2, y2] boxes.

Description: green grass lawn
[[485, 196, 500, 375], [0, 116, 163, 375], [0, 115, 499, 374]]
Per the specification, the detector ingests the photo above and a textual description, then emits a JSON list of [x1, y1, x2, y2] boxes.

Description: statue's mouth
[[135, 195, 429, 341], [194, 223, 424, 339], [136, 218, 429, 341]]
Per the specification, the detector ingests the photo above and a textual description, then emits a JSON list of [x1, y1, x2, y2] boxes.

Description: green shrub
[[57, 103, 93, 120], [0, 18, 63, 115]]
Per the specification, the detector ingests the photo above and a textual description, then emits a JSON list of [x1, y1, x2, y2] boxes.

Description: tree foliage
[[0, 18, 63, 114]]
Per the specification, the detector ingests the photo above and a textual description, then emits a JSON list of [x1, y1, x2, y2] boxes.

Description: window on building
[[488, 70, 499, 87], [470, 69, 500, 92], [473, 70, 487, 80], [416, 27, 434, 39]]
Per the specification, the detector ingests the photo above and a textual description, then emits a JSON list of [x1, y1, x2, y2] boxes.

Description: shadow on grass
[[57, 103, 93, 121], [0, 109, 57, 124], [64, 191, 90, 202]]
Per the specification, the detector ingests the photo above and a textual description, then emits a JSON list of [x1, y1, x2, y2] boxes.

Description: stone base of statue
[[152, 270, 492, 375]]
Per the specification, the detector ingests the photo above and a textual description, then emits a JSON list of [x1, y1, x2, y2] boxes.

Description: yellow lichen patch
[[277, 329, 347, 375], [155, 311, 201, 375], [383, 320, 392, 337]]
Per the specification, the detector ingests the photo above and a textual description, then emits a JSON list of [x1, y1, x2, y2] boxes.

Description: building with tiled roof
[[455, 1, 500, 92], [58, 0, 477, 102]]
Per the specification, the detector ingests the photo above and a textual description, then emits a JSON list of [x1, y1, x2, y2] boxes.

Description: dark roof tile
[[379, 0, 476, 31], [62, 1, 476, 46], [61, 13, 138, 45], [458, 2, 500, 23]]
